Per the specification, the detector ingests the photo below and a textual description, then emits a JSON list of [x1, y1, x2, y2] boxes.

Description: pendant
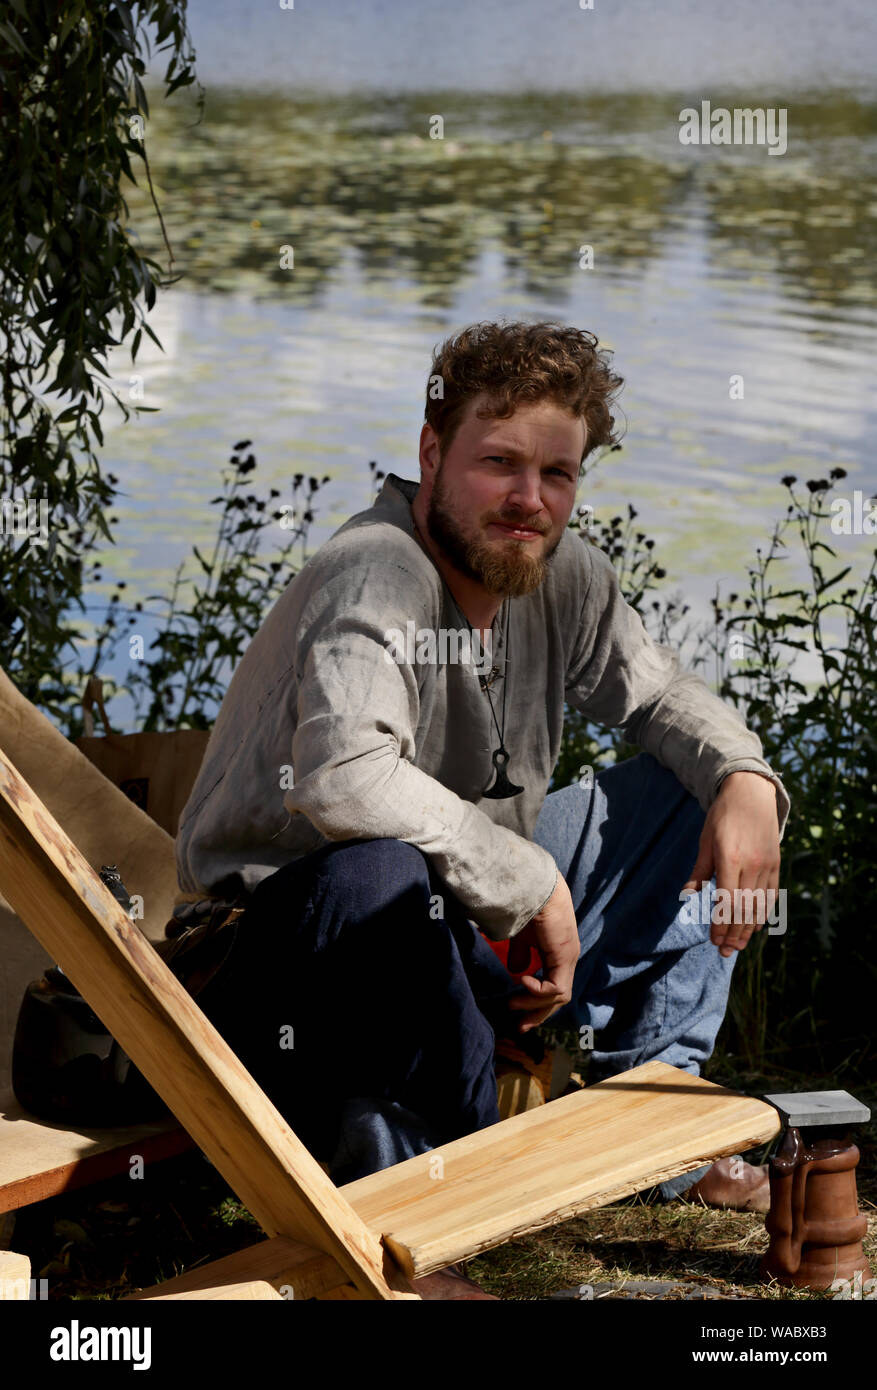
[[482, 747, 524, 799]]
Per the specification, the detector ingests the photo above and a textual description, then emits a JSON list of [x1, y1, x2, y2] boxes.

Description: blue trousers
[[198, 753, 735, 1196]]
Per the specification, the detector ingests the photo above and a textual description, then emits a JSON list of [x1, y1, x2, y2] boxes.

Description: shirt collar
[[375, 472, 420, 532]]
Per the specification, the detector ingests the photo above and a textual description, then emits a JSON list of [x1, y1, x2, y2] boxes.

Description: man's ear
[[419, 422, 441, 481]]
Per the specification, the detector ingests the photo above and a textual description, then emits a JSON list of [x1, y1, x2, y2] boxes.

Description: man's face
[[420, 393, 586, 597]]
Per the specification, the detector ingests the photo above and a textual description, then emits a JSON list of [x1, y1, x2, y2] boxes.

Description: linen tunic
[[176, 472, 789, 939]]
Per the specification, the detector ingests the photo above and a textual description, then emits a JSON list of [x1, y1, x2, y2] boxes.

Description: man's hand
[[682, 771, 781, 958], [506, 873, 580, 1033]]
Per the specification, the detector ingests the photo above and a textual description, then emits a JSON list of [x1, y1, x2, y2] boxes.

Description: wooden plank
[[0, 1091, 192, 1213], [340, 1060, 783, 1276], [0, 747, 416, 1301], [124, 1235, 346, 1301], [0, 1092, 330, 1214], [496, 1068, 545, 1119], [0, 1249, 30, 1299], [149, 1280, 284, 1301], [495, 1039, 553, 1097], [0, 667, 179, 943]]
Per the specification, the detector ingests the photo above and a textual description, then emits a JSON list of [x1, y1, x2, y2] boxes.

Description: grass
[[7, 1052, 875, 1301], [465, 1199, 876, 1301]]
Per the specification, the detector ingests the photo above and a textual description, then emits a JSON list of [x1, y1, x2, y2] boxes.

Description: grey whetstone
[[762, 1090, 870, 1128]]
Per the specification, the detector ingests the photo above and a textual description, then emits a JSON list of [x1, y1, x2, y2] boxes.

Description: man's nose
[[504, 472, 546, 518]]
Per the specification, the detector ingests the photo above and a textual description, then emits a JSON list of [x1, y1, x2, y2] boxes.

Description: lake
[[86, 69, 876, 714]]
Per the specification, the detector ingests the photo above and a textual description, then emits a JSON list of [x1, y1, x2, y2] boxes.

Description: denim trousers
[[196, 752, 735, 1197]]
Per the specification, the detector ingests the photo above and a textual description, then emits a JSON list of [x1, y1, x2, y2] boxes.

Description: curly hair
[[424, 320, 624, 467]]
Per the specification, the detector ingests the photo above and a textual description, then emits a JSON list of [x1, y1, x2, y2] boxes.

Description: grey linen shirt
[[176, 472, 790, 940]]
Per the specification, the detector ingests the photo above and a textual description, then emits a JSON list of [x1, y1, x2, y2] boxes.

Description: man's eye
[[486, 457, 573, 480]]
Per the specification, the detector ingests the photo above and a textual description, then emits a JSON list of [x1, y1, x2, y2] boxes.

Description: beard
[[425, 465, 563, 597]]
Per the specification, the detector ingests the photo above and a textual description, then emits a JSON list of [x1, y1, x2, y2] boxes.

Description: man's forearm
[[286, 741, 558, 940], [624, 668, 791, 837], [566, 545, 790, 836]]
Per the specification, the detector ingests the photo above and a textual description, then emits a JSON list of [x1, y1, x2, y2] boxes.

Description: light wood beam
[[0, 747, 416, 1301]]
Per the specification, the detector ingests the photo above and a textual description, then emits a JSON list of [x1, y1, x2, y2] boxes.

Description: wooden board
[[496, 1068, 545, 1119], [339, 1060, 783, 1276], [0, 1249, 30, 1299], [0, 667, 183, 1095], [123, 1234, 346, 1301], [0, 1089, 192, 1213], [129, 1061, 784, 1296], [0, 746, 415, 1301], [0, 668, 179, 944]]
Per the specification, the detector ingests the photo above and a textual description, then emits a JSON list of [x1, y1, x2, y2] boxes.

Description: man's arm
[[283, 562, 558, 941], [566, 541, 790, 835], [566, 543, 789, 953], [684, 768, 782, 956]]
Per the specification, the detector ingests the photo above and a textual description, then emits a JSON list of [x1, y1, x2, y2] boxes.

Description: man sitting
[[176, 320, 789, 1299]]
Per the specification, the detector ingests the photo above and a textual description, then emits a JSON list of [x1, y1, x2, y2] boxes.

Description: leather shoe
[[413, 1262, 500, 1300]]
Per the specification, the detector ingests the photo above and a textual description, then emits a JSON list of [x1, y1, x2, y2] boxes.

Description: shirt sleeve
[[565, 542, 791, 839], [283, 559, 558, 939]]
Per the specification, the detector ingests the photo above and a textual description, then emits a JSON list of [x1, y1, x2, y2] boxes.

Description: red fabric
[[482, 933, 540, 976]]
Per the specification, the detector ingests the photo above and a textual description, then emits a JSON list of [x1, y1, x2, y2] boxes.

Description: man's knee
[[245, 835, 433, 938], [601, 751, 699, 807], [279, 836, 447, 952], [315, 836, 431, 900]]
